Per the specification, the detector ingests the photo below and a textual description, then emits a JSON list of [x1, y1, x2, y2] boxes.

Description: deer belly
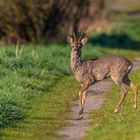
[[92, 69, 109, 81], [95, 74, 106, 80]]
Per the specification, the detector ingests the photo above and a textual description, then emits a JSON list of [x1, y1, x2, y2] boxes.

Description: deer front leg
[[78, 85, 89, 120], [79, 90, 87, 119]]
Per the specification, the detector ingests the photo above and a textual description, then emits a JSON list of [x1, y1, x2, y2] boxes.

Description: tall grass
[[0, 43, 138, 129]]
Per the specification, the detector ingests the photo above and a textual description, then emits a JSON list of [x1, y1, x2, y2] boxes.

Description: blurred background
[[0, 0, 139, 44], [0, 1, 140, 140]]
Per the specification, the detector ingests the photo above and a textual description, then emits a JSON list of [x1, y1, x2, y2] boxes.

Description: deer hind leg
[[112, 77, 127, 113], [123, 76, 138, 109], [114, 83, 127, 113]]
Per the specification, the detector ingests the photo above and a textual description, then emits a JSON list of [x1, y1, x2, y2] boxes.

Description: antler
[[73, 32, 76, 41], [70, 32, 86, 41], [78, 33, 85, 41]]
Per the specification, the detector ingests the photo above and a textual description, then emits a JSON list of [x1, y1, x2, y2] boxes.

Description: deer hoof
[[78, 114, 83, 120], [78, 112, 83, 120], [79, 108, 83, 115], [134, 104, 137, 109], [114, 108, 119, 113]]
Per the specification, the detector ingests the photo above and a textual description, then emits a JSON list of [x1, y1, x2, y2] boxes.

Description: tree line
[[0, 0, 105, 44]]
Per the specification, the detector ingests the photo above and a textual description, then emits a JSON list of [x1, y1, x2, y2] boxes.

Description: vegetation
[[0, 0, 105, 43], [0, 41, 138, 140]]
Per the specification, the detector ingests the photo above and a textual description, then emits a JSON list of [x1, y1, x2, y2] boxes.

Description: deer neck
[[71, 50, 82, 71]]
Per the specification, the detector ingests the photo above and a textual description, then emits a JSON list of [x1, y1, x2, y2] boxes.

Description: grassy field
[[0, 15, 139, 140], [83, 69, 140, 140], [0, 45, 139, 140]]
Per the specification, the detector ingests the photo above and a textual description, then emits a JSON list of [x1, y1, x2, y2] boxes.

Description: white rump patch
[[128, 65, 132, 72]]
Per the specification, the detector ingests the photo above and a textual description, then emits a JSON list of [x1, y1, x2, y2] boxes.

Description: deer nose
[[73, 49, 78, 54], [73, 48, 79, 54]]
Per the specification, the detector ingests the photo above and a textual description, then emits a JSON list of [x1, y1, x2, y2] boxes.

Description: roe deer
[[67, 32, 138, 120]]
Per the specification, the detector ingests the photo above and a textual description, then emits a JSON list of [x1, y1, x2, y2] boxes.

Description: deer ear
[[67, 34, 73, 43], [81, 37, 88, 45]]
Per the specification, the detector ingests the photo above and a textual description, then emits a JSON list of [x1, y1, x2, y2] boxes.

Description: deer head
[[67, 32, 88, 55]]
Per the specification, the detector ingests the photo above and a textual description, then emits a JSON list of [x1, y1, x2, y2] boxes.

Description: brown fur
[[67, 33, 138, 119]]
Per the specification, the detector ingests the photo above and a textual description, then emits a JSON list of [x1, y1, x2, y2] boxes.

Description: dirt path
[[59, 58, 140, 140]]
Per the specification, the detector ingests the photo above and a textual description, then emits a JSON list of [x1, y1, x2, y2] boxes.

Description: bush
[[0, 0, 105, 43]]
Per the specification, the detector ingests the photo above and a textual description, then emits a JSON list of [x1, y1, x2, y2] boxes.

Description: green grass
[[83, 69, 140, 140], [0, 45, 79, 140], [0, 76, 79, 140], [0, 43, 138, 140]]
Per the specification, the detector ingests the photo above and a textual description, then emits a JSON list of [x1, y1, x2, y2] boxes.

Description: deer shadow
[[89, 33, 140, 50]]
